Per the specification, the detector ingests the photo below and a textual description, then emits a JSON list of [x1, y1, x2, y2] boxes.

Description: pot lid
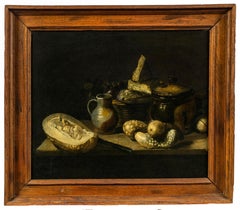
[[152, 77, 193, 97]]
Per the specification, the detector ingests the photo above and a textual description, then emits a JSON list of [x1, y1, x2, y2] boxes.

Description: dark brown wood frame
[[4, 5, 235, 205]]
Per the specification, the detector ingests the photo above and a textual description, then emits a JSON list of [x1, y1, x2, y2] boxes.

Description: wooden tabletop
[[36, 130, 207, 156]]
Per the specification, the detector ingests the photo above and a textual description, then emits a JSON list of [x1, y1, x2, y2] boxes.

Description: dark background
[[31, 30, 209, 179]]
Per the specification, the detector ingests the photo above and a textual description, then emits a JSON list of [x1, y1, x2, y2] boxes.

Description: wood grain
[[4, 5, 235, 205], [18, 14, 222, 30], [208, 6, 235, 200], [5, 7, 32, 203], [9, 183, 226, 205]]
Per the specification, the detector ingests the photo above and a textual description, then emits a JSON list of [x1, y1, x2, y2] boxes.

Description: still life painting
[[32, 30, 208, 179], [4, 5, 235, 205]]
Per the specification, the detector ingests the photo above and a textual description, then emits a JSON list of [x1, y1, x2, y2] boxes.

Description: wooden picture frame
[[4, 5, 235, 205]]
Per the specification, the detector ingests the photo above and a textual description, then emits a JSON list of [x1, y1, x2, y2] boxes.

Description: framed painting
[[4, 5, 235, 205]]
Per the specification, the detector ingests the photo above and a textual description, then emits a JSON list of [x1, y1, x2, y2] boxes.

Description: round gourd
[[122, 120, 147, 140]]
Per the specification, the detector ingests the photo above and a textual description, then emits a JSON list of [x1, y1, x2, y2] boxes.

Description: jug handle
[[87, 98, 97, 115]]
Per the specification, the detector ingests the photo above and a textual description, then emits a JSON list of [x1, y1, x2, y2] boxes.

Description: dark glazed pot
[[150, 79, 196, 133]]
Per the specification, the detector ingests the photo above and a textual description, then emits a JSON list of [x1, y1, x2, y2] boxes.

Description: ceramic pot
[[87, 93, 117, 133], [150, 78, 196, 134]]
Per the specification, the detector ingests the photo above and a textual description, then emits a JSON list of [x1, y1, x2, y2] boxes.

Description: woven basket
[[112, 99, 151, 129]]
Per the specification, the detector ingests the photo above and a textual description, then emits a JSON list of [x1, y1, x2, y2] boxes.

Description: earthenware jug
[[87, 93, 117, 133]]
